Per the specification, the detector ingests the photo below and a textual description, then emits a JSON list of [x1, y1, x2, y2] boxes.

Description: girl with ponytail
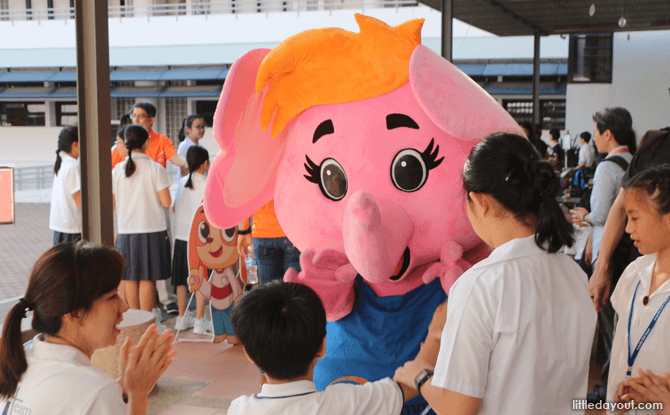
[[49, 125, 82, 245], [176, 114, 206, 176], [112, 124, 172, 313], [395, 133, 596, 415], [0, 242, 176, 414], [171, 145, 210, 332]]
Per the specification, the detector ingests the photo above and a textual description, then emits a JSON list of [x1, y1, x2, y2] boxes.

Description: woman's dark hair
[[54, 126, 78, 175], [0, 242, 124, 399], [123, 124, 150, 178], [119, 113, 132, 126], [116, 125, 128, 141], [623, 164, 670, 215], [462, 132, 574, 253], [231, 281, 326, 381], [580, 131, 592, 143], [132, 101, 156, 118], [178, 114, 205, 143], [593, 107, 637, 155], [184, 146, 209, 190]]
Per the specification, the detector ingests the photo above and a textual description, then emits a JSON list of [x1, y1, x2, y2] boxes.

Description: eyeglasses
[[131, 113, 149, 120], [193, 125, 206, 130]]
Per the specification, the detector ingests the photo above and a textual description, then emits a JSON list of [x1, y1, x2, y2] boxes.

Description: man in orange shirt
[[130, 102, 187, 169]]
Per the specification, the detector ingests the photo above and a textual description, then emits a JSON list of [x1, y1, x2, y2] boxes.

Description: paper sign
[[0, 167, 15, 225]]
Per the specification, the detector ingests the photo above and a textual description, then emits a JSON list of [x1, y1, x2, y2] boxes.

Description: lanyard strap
[[627, 281, 670, 376]]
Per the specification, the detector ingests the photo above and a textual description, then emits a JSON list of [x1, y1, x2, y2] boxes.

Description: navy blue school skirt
[[115, 231, 171, 282]]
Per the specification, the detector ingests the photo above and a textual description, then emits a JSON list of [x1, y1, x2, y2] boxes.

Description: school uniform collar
[[59, 151, 77, 164], [27, 333, 92, 367], [469, 235, 544, 272], [130, 153, 150, 160], [256, 380, 317, 399], [182, 137, 195, 147], [629, 253, 670, 298]]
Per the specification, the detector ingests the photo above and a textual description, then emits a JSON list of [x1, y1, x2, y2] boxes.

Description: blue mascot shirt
[[314, 276, 447, 415]]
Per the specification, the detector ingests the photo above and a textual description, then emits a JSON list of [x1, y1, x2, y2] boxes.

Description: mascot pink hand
[[422, 241, 468, 295], [284, 249, 357, 322]]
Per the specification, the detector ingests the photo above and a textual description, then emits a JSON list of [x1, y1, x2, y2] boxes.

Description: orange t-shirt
[[251, 200, 286, 238], [111, 146, 124, 168], [145, 130, 177, 168]]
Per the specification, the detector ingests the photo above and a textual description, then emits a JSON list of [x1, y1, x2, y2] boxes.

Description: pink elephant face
[[274, 82, 481, 283]]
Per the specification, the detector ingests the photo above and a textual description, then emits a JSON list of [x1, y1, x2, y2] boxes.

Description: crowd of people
[[1, 102, 669, 415]]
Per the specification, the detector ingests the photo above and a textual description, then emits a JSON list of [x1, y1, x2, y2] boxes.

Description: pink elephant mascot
[[204, 14, 524, 414]]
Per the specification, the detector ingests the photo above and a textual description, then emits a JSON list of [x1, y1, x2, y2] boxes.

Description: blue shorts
[[212, 303, 235, 336]]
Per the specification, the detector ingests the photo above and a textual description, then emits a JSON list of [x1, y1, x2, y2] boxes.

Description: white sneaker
[[175, 312, 194, 331], [193, 318, 210, 335]]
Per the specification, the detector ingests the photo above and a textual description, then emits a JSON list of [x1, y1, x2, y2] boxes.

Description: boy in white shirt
[[228, 281, 416, 415]]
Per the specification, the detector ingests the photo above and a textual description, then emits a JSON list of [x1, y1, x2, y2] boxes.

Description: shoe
[[175, 311, 194, 331], [586, 385, 605, 404], [152, 307, 163, 325], [165, 302, 179, 315], [193, 318, 210, 335]]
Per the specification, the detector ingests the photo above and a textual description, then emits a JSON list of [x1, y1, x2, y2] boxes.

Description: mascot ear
[[409, 44, 525, 142], [204, 48, 290, 229]]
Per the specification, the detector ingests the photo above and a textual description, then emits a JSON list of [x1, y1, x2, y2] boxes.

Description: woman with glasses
[[176, 114, 206, 177]]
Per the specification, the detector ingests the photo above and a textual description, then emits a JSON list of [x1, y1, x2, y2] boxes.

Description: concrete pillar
[[532, 33, 541, 126], [440, 0, 452, 62]]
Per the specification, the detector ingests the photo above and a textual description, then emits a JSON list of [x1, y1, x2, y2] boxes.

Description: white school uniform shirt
[[177, 137, 197, 159], [112, 153, 171, 234], [49, 152, 82, 234], [578, 143, 596, 168], [173, 173, 206, 241], [432, 235, 597, 415], [607, 253, 670, 411], [0, 334, 126, 415], [228, 377, 402, 415]]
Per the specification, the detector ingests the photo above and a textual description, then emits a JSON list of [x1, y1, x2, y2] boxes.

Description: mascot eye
[[304, 156, 348, 201], [198, 221, 210, 243], [221, 227, 236, 243], [391, 139, 444, 193]]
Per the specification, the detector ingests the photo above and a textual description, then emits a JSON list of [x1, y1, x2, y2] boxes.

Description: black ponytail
[[178, 114, 205, 143], [54, 126, 78, 175], [463, 132, 574, 253], [184, 145, 209, 189], [123, 124, 150, 178], [0, 242, 124, 399], [593, 107, 637, 155]]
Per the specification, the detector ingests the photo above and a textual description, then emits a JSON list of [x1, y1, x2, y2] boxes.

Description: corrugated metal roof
[[159, 68, 224, 81], [0, 71, 56, 82]]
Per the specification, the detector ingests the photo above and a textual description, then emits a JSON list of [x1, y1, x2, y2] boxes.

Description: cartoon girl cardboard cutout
[[187, 205, 244, 344], [204, 15, 525, 413]]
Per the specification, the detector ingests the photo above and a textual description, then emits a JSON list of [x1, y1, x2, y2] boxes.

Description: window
[[166, 97, 187, 144], [0, 0, 9, 21], [503, 99, 566, 130], [25, 0, 31, 20], [112, 97, 135, 122], [569, 33, 613, 83], [56, 102, 78, 126], [0, 102, 45, 126], [47, 0, 53, 19], [195, 100, 217, 127]]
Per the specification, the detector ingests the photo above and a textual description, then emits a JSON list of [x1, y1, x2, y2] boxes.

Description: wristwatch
[[414, 369, 434, 393]]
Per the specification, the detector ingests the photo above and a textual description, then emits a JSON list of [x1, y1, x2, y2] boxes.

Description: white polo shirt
[[49, 152, 82, 234], [0, 334, 126, 415], [173, 173, 206, 241], [112, 153, 171, 234], [607, 253, 670, 409], [177, 137, 197, 159], [228, 377, 403, 415], [432, 236, 596, 415]]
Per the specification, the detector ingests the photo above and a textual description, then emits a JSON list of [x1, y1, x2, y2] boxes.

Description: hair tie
[[55, 149, 60, 155], [18, 298, 31, 318]]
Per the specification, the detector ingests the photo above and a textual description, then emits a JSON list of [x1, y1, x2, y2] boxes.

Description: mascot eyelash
[[303, 138, 444, 198]]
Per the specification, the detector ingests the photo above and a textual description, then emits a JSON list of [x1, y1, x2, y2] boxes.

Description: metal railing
[[0, 0, 419, 23], [13, 163, 181, 192]]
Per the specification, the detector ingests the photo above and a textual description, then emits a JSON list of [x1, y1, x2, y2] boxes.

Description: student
[[228, 281, 416, 415], [173, 146, 210, 333], [112, 125, 129, 169], [49, 125, 82, 245], [176, 114, 206, 176], [605, 165, 670, 411], [112, 124, 172, 312], [549, 127, 564, 169], [0, 242, 176, 415], [129, 102, 186, 170], [575, 131, 596, 173], [394, 133, 597, 415]]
